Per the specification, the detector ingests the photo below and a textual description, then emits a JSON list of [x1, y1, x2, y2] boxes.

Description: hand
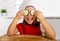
[[34, 10, 44, 21], [15, 10, 24, 20]]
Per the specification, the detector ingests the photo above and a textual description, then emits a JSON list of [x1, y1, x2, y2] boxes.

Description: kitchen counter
[[0, 35, 56, 41]]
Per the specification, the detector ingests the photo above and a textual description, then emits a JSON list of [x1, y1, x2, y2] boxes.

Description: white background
[[0, 0, 60, 17], [16, 0, 60, 17]]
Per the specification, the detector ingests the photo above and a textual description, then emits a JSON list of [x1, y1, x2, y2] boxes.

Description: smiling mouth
[[27, 17, 33, 21]]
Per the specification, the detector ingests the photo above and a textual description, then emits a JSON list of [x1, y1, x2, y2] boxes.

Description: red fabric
[[16, 23, 42, 36]]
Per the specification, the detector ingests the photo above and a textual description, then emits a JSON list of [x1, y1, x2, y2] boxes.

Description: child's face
[[24, 6, 36, 25]]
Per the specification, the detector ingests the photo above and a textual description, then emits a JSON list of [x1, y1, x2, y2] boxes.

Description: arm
[[40, 18, 56, 39], [7, 17, 19, 36], [7, 10, 24, 36], [34, 11, 56, 39]]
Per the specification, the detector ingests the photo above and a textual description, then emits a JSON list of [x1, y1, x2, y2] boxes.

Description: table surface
[[0, 35, 56, 41]]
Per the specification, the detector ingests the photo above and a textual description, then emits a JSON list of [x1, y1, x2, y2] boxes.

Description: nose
[[27, 13, 32, 18], [27, 13, 31, 16]]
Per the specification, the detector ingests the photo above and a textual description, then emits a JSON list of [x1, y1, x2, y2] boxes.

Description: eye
[[31, 10, 35, 15], [24, 10, 28, 16]]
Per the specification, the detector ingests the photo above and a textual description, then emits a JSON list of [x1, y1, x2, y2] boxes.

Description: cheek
[[24, 16, 27, 19], [24, 16, 27, 21]]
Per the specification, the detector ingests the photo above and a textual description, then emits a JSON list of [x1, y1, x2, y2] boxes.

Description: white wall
[[39, 0, 57, 17], [0, 19, 13, 36], [0, 0, 16, 17], [0, 0, 60, 17], [0, 0, 23, 18], [16, 0, 60, 17]]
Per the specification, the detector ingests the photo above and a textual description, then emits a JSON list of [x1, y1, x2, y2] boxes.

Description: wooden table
[[0, 35, 56, 41]]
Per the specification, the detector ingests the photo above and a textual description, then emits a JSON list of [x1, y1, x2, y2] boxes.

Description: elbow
[[45, 32, 56, 40], [7, 32, 15, 36], [50, 34, 56, 40], [51, 31, 56, 40], [7, 29, 15, 36], [48, 34, 56, 40], [46, 35, 56, 40], [7, 33, 14, 36]]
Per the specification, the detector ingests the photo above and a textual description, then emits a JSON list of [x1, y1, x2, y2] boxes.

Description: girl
[[7, 5, 56, 39]]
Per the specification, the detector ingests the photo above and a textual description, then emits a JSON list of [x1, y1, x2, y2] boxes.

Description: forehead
[[25, 6, 35, 11]]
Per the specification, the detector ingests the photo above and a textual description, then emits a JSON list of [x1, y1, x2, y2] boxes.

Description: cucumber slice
[[24, 10, 28, 16], [31, 10, 35, 15]]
